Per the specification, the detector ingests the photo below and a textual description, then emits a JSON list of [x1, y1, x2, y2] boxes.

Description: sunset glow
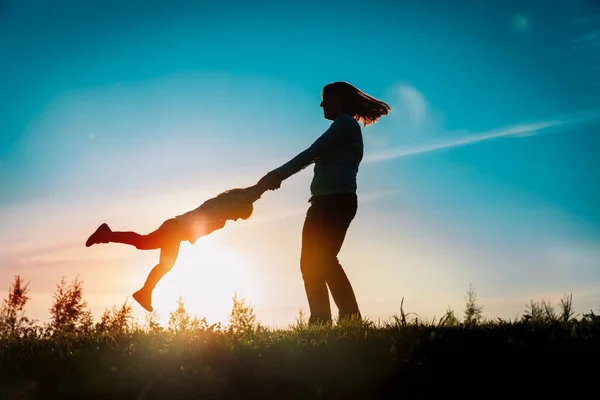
[[1, 0, 599, 329], [126, 235, 261, 325]]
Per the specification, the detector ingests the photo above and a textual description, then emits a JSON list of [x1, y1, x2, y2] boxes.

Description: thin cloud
[[363, 120, 567, 164]]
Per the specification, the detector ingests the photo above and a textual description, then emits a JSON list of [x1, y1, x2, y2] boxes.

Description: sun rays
[[128, 234, 262, 325]]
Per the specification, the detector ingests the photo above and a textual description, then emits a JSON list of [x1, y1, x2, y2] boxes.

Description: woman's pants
[[300, 193, 361, 324]]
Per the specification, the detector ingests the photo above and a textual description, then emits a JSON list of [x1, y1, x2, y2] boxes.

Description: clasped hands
[[257, 170, 283, 192]]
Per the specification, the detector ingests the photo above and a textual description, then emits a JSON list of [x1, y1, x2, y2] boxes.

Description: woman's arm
[[271, 114, 358, 180]]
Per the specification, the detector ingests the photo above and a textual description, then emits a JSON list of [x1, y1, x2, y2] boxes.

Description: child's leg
[[132, 240, 181, 312], [88, 218, 185, 312], [110, 224, 168, 249], [109, 231, 147, 247], [142, 240, 181, 293], [86, 219, 177, 250]]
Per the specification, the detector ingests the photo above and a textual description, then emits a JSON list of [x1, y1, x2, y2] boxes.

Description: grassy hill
[[1, 276, 599, 398]]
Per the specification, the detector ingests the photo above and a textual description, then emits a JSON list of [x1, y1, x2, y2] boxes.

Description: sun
[[129, 235, 263, 326]]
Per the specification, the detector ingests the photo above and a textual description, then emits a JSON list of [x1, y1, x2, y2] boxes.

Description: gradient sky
[[1, 0, 599, 327]]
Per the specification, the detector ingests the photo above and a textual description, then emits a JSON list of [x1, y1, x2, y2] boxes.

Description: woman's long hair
[[323, 81, 391, 126]]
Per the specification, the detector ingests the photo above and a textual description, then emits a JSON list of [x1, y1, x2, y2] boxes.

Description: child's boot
[[85, 223, 112, 247], [132, 288, 153, 312]]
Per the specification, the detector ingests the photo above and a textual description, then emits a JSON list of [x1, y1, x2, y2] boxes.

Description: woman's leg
[[307, 193, 361, 323], [300, 203, 332, 325]]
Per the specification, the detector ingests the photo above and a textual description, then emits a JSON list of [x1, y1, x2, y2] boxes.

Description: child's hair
[[203, 188, 254, 220], [322, 81, 391, 126]]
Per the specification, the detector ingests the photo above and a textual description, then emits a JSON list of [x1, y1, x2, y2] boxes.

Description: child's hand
[[243, 184, 265, 202]]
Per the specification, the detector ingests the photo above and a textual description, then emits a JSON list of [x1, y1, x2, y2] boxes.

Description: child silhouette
[[85, 182, 268, 312]]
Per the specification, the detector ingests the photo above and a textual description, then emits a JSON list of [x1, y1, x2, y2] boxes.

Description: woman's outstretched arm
[[271, 114, 358, 181]]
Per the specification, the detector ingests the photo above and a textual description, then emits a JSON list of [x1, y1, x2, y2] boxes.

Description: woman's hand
[[258, 171, 283, 191]]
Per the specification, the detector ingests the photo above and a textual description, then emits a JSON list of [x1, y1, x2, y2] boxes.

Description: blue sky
[[1, 0, 599, 326]]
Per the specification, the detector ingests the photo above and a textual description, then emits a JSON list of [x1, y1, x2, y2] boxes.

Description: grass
[[2, 298, 600, 399]]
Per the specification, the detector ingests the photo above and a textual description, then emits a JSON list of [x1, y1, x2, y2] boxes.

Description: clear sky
[[1, 0, 599, 327]]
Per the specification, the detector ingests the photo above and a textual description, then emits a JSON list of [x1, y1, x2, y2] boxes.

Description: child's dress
[[174, 188, 256, 244]]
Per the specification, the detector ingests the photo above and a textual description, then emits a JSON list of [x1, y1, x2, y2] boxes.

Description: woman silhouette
[[259, 81, 391, 325]]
